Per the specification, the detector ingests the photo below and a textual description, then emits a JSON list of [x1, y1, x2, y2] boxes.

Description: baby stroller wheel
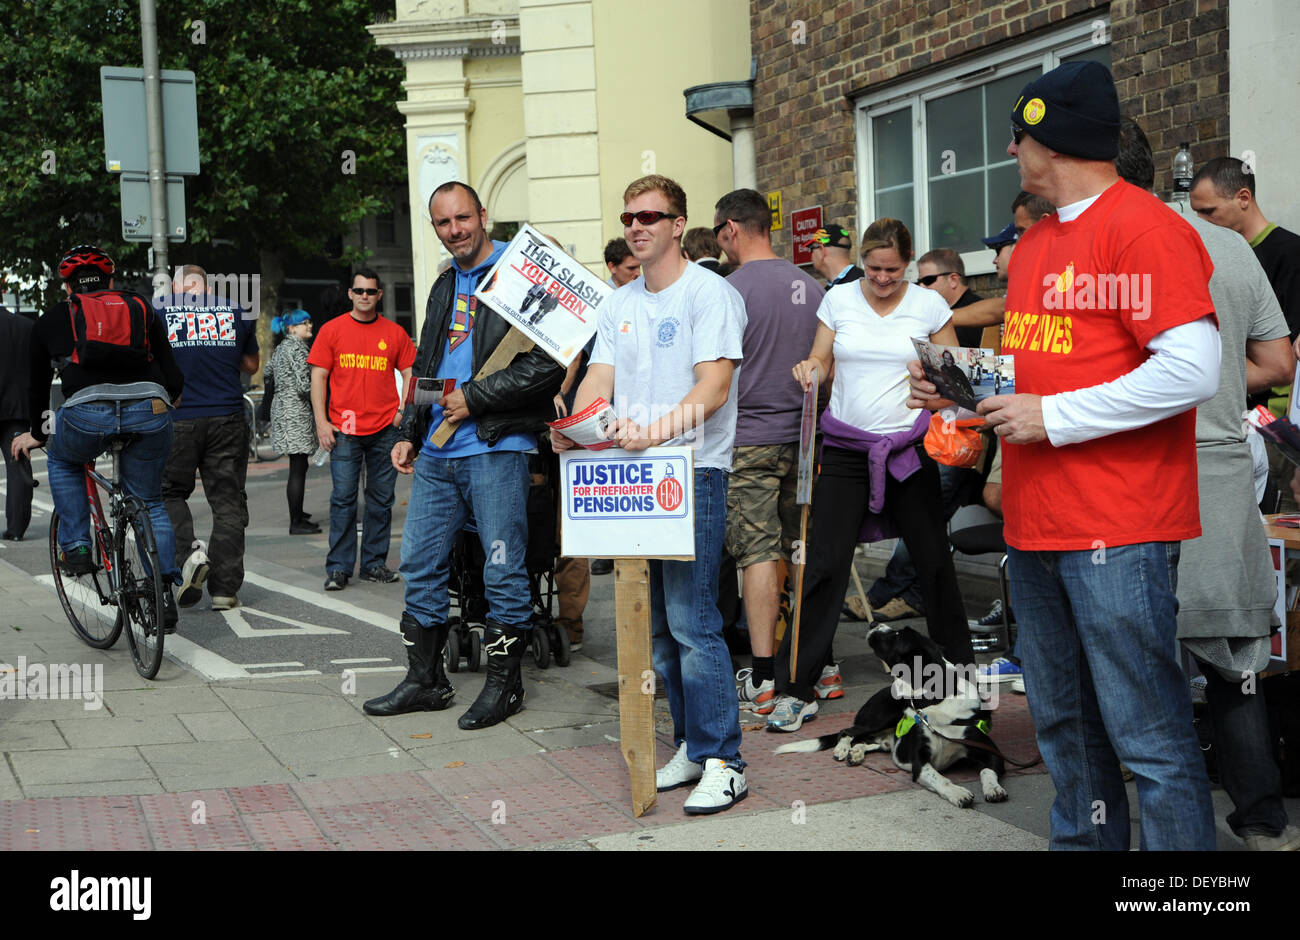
[[446, 622, 461, 674], [467, 628, 482, 672], [552, 621, 571, 667], [531, 626, 551, 669]]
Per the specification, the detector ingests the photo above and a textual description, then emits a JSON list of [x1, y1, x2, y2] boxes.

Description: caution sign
[[560, 447, 694, 560]]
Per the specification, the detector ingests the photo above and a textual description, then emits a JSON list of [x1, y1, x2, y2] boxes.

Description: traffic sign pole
[[139, 0, 169, 290]]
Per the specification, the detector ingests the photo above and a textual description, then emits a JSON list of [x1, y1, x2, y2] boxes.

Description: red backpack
[[66, 290, 153, 369]]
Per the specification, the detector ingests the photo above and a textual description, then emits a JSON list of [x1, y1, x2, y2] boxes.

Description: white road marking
[[338, 666, 406, 674], [244, 662, 306, 668], [219, 606, 349, 638], [331, 657, 393, 665], [242, 571, 401, 634]]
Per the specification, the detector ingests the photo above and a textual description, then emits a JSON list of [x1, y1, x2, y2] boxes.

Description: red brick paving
[[0, 695, 1045, 850]]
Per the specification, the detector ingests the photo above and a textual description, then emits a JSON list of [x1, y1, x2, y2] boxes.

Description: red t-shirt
[[1000, 181, 1217, 550], [307, 313, 415, 437]]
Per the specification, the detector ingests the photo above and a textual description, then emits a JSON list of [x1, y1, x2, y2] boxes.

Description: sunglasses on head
[[916, 272, 954, 286], [620, 210, 679, 227], [712, 219, 733, 237], [1011, 124, 1026, 145], [351, 287, 380, 296]]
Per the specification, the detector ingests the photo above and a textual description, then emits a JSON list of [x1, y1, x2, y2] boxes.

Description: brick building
[[750, 0, 1295, 279]]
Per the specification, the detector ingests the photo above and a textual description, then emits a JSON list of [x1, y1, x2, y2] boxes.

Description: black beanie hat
[[1011, 61, 1120, 160]]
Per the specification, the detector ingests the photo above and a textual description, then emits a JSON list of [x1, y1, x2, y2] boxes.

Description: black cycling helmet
[[58, 244, 116, 281]]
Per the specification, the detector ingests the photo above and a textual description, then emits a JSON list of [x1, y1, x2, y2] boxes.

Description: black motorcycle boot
[[457, 621, 527, 730], [363, 615, 455, 716]]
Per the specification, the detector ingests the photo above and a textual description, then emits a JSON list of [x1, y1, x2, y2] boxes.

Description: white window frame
[[854, 17, 1111, 277]]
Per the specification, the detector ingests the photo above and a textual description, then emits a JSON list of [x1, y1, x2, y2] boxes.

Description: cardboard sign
[[560, 447, 695, 560], [473, 223, 610, 368], [790, 205, 823, 265], [796, 367, 818, 504]]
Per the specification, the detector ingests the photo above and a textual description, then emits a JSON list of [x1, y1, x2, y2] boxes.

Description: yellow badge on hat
[[1023, 97, 1047, 125]]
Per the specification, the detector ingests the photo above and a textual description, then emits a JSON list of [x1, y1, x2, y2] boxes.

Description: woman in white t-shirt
[[766, 218, 975, 730]]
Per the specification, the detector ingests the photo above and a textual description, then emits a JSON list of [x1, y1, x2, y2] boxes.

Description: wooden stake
[[789, 504, 810, 680], [614, 558, 656, 817], [430, 329, 535, 448]]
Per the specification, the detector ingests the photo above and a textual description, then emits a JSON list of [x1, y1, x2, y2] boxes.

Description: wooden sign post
[[430, 329, 534, 448], [614, 559, 656, 817], [789, 368, 818, 679], [558, 447, 695, 817]]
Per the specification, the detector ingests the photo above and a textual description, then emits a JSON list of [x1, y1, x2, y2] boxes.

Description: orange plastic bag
[[923, 411, 987, 468]]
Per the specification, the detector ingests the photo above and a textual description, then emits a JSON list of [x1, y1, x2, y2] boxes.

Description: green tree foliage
[[0, 0, 403, 311]]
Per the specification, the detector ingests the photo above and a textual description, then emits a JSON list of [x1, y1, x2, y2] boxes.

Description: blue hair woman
[[266, 310, 320, 533]]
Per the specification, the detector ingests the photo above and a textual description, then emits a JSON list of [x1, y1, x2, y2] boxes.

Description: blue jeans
[[46, 399, 180, 584], [399, 450, 533, 629], [651, 468, 743, 768], [1008, 542, 1215, 850], [326, 426, 400, 574]]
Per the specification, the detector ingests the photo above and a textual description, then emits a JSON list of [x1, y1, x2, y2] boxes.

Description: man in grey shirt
[[713, 188, 825, 713], [1118, 118, 1299, 850]]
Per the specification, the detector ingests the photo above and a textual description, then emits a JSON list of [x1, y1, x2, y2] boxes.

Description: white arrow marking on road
[[242, 571, 401, 634], [219, 606, 349, 638]]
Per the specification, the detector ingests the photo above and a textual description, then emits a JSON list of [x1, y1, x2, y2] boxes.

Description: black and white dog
[[775, 625, 1008, 808]]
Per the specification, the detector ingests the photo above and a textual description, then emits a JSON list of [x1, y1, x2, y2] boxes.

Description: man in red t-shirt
[[309, 269, 415, 590], [910, 62, 1220, 850]]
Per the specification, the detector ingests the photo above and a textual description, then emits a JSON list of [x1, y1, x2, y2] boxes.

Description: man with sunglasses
[[910, 60, 1221, 850], [552, 175, 749, 814], [309, 269, 415, 592], [364, 181, 563, 730]]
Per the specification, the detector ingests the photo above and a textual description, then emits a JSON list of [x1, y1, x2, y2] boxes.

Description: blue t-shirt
[[160, 293, 258, 419], [422, 242, 536, 458]]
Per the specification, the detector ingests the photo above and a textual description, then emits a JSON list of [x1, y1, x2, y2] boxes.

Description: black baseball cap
[[808, 224, 851, 250]]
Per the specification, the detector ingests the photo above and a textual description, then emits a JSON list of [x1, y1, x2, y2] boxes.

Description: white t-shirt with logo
[[590, 261, 747, 470], [816, 280, 952, 434]]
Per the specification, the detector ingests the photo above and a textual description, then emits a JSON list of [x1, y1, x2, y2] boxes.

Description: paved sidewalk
[[1, 557, 1279, 851]]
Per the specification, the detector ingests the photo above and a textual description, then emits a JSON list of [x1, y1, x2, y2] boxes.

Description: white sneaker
[[1011, 676, 1025, 694], [655, 742, 702, 792], [211, 595, 240, 611], [683, 759, 748, 815], [178, 549, 210, 607]]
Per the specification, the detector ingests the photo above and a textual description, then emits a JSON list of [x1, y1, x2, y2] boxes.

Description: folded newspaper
[[911, 338, 1014, 415], [548, 397, 617, 450], [1248, 405, 1300, 467]]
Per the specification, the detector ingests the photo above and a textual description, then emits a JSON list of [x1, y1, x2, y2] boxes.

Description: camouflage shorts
[[725, 442, 801, 568]]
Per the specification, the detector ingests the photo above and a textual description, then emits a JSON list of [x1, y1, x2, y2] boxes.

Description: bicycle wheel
[[49, 511, 123, 649], [118, 503, 166, 679]]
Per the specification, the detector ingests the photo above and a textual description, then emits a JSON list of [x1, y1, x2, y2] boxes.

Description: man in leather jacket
[[364, 181, 564, 728]]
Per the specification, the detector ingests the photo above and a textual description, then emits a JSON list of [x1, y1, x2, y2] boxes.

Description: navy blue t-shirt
[[159, 293, 258, 419]]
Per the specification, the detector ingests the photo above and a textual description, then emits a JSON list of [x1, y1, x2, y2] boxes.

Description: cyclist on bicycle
[[10, 245, 186, 629]]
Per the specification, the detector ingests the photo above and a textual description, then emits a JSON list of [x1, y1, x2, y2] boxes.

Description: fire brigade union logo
[[1022, 97, 1046, 125], [656, 318, 679, 348], [656, 466, 684, 512]]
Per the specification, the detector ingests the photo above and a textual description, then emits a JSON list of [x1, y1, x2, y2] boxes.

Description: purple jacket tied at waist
[[819, 410, 930, 543]]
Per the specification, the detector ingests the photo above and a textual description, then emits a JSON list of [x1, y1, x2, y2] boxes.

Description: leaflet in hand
[[405, 376, 456, 408], [911, 338, 1014, 415], [548, 397, 617, 450]]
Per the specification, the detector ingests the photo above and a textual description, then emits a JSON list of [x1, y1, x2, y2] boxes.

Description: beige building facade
[[370, 0, 750, 333]]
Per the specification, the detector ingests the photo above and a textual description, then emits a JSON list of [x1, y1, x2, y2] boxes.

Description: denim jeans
[[326, 426, 400, 574], [651, 467, 743, 768], [46, 399, 180, 584], [1195, 659, 1289, 838], [1008, 542, 1215, 850], [399, 450, 533, 630]]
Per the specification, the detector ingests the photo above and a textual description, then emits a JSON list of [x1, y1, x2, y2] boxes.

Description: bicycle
[[48, 433, 167, 679]]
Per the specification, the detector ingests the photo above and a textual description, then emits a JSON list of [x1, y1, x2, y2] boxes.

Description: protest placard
[[473, 223, 610, 368], [559, 447, 694, 559]]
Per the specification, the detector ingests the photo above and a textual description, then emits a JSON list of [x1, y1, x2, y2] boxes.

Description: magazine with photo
[[911, 338, 1014, 414], [404, 376, 456, 408], [473, 223, 612, 368]]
